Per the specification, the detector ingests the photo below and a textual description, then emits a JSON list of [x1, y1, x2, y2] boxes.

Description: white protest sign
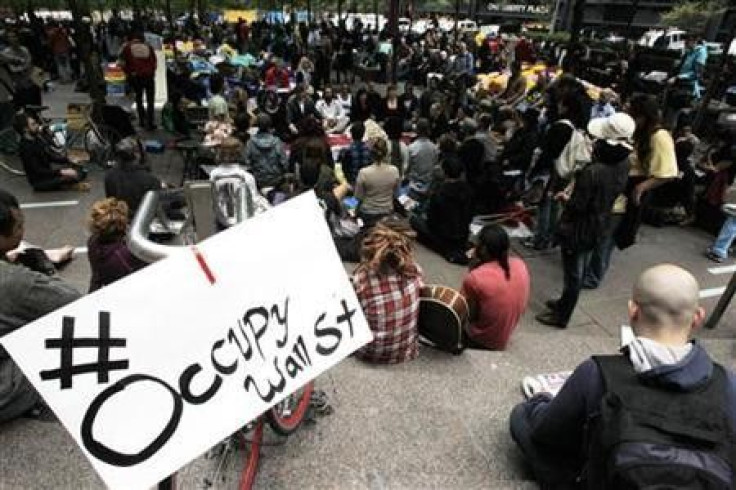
[[1, 192, 372, 490]]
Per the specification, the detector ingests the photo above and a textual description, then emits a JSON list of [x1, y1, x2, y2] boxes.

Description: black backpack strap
[[592, 354, 632, 393]]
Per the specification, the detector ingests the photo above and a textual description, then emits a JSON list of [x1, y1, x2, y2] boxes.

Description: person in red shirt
[[265, 59, 290, 90], [461, 224, 530, 350], [47, 22, 73, 83], [119, 31, 157, 130]]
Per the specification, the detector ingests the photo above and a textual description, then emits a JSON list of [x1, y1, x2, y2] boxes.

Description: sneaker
[[544, 299, 560, 311], [536, 311, 568, 328], [705, 250, 725, 263]]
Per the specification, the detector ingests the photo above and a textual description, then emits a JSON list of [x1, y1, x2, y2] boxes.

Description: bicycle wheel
[[238, 421, 264, 490], [0, 154, 25, 176], [84, 123, 119, 168], [265, 381, 314, 436]]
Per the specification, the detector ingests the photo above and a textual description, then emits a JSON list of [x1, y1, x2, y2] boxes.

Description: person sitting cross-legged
[[510, 264, 736, 489], [315, 85, 349, 135], [461, 225, 530, 350], [14, 113, 89, 192], [352, 221, 424, 364]]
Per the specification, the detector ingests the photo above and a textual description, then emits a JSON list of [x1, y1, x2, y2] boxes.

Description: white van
[[640, 29, 688, 53]]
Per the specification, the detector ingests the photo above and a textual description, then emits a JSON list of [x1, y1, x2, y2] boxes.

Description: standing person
[[0, 189, 80, 423], [87, 198, 147, 292], [352, 221, 424, 364], [705, 143, 736, 262], [406, 118, 439, 197], [47, 22, 73, 83], [511, 264, 736, 489], [398, 82, 419, 126], [584, 95, 677, 289], [667, 34, 708, 109], [119, 31, 157, 130], [536, 113, 635, 328], [524, 92, 588, 250], [0, 29, 40, 108], [354, 138, 400, 228], [462, 225, 530, 349]]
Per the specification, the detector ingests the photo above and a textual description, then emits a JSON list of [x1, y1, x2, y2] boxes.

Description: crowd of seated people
[[4, 15, 736, 490]]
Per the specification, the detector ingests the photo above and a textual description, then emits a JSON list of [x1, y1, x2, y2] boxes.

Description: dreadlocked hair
[[358, 222, 418, 278]]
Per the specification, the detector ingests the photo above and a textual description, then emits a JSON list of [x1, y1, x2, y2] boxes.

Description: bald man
[[510, 264, 736, 488]]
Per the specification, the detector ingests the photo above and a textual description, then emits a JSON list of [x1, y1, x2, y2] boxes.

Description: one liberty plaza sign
[[1, 192, 373, 490], [484, 1, 549, 14]]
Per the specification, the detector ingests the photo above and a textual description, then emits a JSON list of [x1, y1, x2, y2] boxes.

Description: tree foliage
[[661, 0, 726, 33]]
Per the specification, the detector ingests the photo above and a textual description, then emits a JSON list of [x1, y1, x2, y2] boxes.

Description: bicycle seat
[[25, 105, 50, 113]]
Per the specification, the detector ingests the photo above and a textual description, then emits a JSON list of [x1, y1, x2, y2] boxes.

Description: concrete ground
[[1, 85, 736, 489]]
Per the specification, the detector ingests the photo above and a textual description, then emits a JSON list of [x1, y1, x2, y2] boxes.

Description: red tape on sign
[[191, 246, 216, 285]]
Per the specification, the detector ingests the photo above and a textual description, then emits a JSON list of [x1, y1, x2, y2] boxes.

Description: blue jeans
[[535, 194, 562, 245], [54, 53, 72, 82], [711, 215, 736, 259], [583, 214, 622, 288], [557, 247, 592, 324], [509, 401, 580, 487]]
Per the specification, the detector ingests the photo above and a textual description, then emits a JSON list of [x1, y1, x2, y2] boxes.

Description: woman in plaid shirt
[[352, 222, 424, 364]]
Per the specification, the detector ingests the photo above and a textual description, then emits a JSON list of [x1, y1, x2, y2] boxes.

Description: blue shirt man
[[671, 37, 708, 98]]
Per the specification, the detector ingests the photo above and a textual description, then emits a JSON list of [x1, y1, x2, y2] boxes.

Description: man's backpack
[[583, 355, 736, 489], [555, 119, 592, 180]]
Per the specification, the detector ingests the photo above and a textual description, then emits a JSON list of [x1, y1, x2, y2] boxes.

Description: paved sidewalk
[[1, 84, 735, 489]]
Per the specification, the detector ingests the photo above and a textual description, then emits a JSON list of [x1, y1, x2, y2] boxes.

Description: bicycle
[[158, 381, 315, 490]]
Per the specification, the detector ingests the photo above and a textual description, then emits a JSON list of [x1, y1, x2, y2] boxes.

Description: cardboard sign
[[1, 193, 372, 490]]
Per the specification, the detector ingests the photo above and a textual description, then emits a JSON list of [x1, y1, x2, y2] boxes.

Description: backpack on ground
[[555, 119, 592, 180], [417, 285, 469, 355], [583, 355, 736, 489]]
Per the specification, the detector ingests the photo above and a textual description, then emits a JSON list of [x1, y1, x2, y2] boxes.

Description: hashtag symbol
[[40, 312, 129, 390]]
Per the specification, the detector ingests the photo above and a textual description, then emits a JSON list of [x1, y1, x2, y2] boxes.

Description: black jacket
[[104, 163, 162, 216], [427, 178, 474, 251], [558, 140, 630, 252], [529, 120, 574, 180], [19, 136, 67, 187], [286, 97, 321, 128]]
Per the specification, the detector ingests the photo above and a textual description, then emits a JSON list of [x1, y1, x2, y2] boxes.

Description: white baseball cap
[[588, 112, 636, 146]]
